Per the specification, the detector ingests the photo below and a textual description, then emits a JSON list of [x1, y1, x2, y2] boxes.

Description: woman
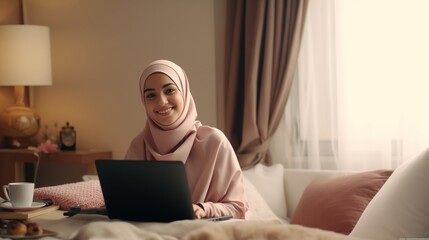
[[125, 60, 247, 219]]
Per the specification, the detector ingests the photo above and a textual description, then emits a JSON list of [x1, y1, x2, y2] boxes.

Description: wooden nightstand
[[0, 149, 112, 193]]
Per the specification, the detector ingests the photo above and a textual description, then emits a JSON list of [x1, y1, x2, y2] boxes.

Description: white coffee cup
[[3, 182, 35, 208]]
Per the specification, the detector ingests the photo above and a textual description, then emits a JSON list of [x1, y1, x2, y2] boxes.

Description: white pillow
[[350, 148, 429, 239], [243, 176, 280, 221], [242, 163, 287, 219]]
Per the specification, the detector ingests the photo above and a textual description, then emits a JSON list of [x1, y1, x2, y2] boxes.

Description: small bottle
[[59, 122, 76, 151]]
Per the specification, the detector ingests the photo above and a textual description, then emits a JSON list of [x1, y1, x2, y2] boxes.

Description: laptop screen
[[95, 160, 195, 222]]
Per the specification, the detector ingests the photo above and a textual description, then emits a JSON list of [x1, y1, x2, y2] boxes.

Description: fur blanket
[[42, 214, 360, 240]]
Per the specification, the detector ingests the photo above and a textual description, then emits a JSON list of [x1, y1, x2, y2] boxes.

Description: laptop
[[95, 159, 232, 222]]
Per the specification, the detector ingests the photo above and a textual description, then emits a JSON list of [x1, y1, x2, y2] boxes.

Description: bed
[[13, 148, 429, 239], [27, 168, 358, 240]]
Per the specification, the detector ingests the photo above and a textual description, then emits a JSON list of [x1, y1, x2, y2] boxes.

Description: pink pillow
[[34, 180, 105, 210], [290, 169, 392, 235]]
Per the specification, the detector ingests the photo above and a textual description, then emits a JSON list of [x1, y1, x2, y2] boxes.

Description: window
[[271, 0, 429, 171]]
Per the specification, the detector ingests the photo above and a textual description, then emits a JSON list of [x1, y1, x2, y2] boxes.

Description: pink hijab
[[126, 60, 202, 161]]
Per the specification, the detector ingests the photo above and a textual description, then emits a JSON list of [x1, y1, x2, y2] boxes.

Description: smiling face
[[143, 73, 184, 127]]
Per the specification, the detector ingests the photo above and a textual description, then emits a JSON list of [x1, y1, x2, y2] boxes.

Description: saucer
[[0, 201, 46, 211]]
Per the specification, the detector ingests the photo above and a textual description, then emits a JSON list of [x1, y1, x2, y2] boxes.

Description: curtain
[[270, 0, 338, 170], [224, 0, 309, 169], [271, 0, 429, 171]]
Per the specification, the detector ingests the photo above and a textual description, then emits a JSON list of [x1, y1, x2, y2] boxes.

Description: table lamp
[[0, 25, 52, 148]]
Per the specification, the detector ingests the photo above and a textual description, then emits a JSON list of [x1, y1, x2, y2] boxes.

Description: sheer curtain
[[271, 0, 429, 171]]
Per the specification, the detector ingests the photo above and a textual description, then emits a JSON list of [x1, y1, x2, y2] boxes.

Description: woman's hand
[[192, 204, 206, 219]]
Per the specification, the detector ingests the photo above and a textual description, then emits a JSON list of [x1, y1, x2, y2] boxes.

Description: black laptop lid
[[95, 160, 195, 222]]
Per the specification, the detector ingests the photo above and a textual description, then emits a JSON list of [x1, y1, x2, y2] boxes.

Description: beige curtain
[[224, 0, 308, 169]]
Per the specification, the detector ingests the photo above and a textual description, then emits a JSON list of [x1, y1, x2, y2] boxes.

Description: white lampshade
[[0, 25, 52, 86]]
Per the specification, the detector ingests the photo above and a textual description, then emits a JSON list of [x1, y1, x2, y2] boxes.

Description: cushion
[[290, 169, 393, 235], [242, 163, 287, 219], [34, 180, 105, 210], [242, 176, 281, 221], [350, 148, 429, 239]]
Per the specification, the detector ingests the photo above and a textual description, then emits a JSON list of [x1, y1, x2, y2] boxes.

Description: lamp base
[[0, 105, 41, 145]]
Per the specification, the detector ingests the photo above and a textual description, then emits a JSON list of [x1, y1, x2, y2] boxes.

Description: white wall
[[24, 0, 224, 159]]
